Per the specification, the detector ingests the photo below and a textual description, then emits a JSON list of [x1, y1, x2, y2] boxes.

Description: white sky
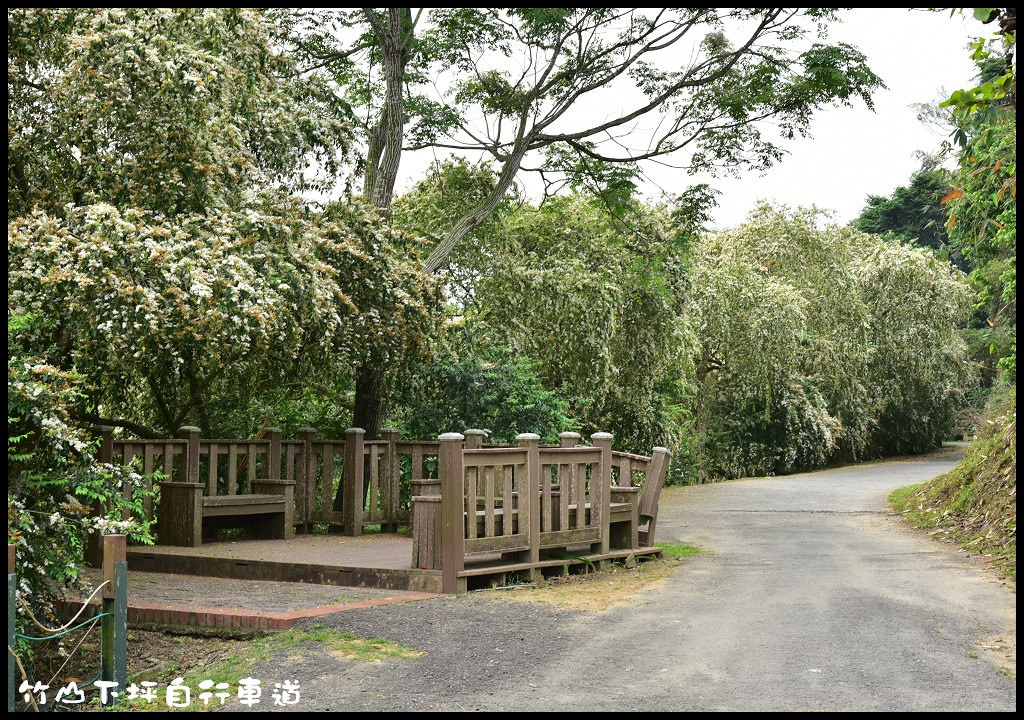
[[392, 8, 980, 230]]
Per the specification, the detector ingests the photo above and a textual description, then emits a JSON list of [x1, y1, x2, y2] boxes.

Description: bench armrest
[[610, 486, 640, 504]]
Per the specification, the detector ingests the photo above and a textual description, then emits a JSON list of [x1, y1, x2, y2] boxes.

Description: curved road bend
[[254, 448, 1016, 712]]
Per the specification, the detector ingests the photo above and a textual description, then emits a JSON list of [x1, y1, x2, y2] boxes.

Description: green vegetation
[[889, 394, 1016, 582], [6, 7, 1014, 680], [658, 544, 704, 559], [854, 166, 962, 267], [693, 205, 972, 480], [865, 9, 1015, 587], [113, 628, 423, 712]]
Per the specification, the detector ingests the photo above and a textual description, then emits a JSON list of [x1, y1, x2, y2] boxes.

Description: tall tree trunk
[[352, 363, 386, 439], [339, 9, 412, 514], [349, 7, 411, 441]]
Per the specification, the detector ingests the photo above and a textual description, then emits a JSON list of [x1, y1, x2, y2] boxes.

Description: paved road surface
[[254, 448, 1016, 711]]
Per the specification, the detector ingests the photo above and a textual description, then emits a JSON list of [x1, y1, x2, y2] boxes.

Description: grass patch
[[888, 395, 1016, 584], [484, 545, 704, 612], [659, 543, 704, 559], [296, 630, 425, 662], [93, 628, 422, 712]]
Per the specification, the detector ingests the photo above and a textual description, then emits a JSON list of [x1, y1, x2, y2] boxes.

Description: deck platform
[[127, 534, 663, 594], [128, 534, 443, 593]]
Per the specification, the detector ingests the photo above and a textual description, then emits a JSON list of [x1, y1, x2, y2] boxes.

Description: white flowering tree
[[7, 8, 438, 616], [692, 206, 973, 480], [8, 8, 438, 437], [8, 316, 153, 615], [395, 162, 697, 459]]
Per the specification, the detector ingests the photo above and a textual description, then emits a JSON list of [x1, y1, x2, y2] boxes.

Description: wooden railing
[[412, 430, 671, 592], [96, 425, 413, 543], [95, 425, 671, 585]]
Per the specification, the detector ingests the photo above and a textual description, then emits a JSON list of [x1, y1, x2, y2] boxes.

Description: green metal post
[[8, 544, 15, 712], [100, 535, 128, 706]]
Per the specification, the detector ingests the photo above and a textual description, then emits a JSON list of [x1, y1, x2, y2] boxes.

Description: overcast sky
[[391, 8, 980, 230]]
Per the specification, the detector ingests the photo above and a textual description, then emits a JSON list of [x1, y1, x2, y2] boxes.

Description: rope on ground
[[7, 645, 41, 713], [19, 580, 109, 634], [46, 615, 102, 689], [15, 613, 111, 642]]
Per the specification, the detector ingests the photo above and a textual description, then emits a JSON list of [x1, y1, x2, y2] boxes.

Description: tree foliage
[[396, 162, 698, 457], [291, 8, 883, 273], [7, 8, 439, 437], [8, 317, 154, 616], [941, 7, 1016, 382], [692, 206, 973, 479], [8, 200, 438, 437], [6, 8, 438, 612], [8, 8, 352, 217], [854, 167, 962, 265], [396, 348, 577, 444]]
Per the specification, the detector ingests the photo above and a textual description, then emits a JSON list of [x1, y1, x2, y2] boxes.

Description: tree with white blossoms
[[8, 315, 153, 617], [691, 205, 974, 480], [7, 8, 438, 623], [8, 8, 438, 437], [289, 7, 885, 438], [394, 161, 701, 461], [8, 200, 437, 437]]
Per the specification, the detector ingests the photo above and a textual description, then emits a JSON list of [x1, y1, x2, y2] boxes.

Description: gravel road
[[243, 448, 1017, 712]]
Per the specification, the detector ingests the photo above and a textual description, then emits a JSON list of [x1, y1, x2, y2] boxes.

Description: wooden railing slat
[[369, 445, 380, 522], [227, 445, 238, 496], [483, 466, 495, 537], [207, 443, 219, 496], [502, 465, 514, 537], [465, 467, 477, 540], [322, 444, 334, 518]]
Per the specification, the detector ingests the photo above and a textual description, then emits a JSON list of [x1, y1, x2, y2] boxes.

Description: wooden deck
[[108, 427, 671, 594], [126, 533, 664, 594], [127, 534, 443, 593]]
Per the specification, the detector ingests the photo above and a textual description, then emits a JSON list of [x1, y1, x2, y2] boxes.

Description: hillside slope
[[890, 394, 1017, 583]]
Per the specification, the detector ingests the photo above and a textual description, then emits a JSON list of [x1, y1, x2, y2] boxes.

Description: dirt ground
[[76, 569, 402, 612]]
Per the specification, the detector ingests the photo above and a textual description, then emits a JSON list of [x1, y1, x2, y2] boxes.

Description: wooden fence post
[[558, 431, 580, 509], [342, 428, 365, 537], [591, 433, 614, 559], [179, 426, 201, 485], [380, 428, 399, 532], [296, 427, 316, 534], [464, 429, 485, 449], [439, 432, 466, 593], [266, 427, 282, 480], [100, 534, 127, 706], [86, 426, 115, 568], [8, 545, 15, 712], [517, 433, 542, 580]]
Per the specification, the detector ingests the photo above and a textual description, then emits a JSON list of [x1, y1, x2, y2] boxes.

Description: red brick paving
[[58, 591, 440, 631]]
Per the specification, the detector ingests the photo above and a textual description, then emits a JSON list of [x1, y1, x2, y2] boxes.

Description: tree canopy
[[7, 8, 439, 438], [292, 8, 883, 272]]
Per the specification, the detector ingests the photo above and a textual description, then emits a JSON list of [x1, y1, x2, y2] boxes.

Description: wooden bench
[[635, 447, 670, 546], [159, 479, 295, 547]]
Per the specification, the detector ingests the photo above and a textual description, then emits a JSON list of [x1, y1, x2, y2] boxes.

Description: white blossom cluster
[[691, 205, 973, 479]]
